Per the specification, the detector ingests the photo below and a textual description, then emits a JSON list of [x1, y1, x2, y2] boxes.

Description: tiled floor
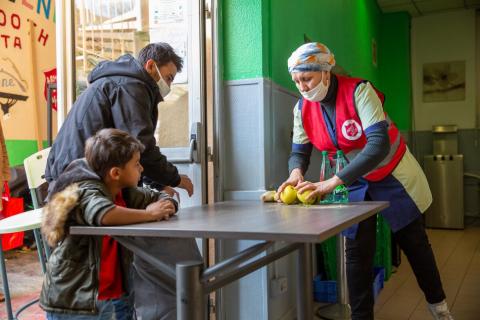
[[374, 219, 480, 320], [1, 220, 479, 320], [0, 248, 45, 319]]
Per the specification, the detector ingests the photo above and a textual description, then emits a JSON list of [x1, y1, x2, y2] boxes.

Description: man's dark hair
[[137, 42, 183, 72], [85, 128, 145, 178]]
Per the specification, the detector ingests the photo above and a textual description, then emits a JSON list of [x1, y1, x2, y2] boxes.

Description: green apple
[[280, 185, 297, 205], [297, 189, 317, 205]]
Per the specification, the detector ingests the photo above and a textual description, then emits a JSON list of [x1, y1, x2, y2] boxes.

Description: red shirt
[[97, 193, 125, 300]]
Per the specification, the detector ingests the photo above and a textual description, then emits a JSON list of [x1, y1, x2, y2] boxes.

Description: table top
[[0, 208, 43, 233], [71, 201, 388, 243]]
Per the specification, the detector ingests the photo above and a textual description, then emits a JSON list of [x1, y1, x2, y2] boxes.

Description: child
[[40, 128, 178, 319]]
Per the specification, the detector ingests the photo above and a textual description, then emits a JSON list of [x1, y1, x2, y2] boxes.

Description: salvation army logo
[[341, 119, 362, 141]]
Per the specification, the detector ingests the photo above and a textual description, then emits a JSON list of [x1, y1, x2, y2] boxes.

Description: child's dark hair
[[85, 128, 145, 178]]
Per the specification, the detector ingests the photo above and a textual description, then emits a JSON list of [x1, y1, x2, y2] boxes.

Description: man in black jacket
[[45, 43, 193, 196]]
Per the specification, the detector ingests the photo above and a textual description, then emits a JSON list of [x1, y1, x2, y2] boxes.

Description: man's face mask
[[154, 63, 171, 98]]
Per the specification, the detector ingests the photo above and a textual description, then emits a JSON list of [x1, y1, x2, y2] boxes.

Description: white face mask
[[300, 78, 329, 102], [154, 63, 171, 97]]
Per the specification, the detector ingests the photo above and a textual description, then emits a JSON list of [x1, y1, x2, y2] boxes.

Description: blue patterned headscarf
[[288, 42, 336, 73]]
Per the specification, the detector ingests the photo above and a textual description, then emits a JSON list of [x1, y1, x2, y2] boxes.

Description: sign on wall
[[0, 0, 57, 145], [0, 57, 29, 116], [423, 60, 466, 103], [149, 0, 188, 84]]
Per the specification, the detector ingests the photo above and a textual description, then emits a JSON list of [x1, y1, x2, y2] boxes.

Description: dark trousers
[[346, 215, 446, 320]]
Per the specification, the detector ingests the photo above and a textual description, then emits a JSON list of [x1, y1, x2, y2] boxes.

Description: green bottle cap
[[321, 150, 328, 155]]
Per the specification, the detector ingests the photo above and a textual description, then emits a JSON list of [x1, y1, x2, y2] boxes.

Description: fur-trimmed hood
[[42, 159, 101, 247]]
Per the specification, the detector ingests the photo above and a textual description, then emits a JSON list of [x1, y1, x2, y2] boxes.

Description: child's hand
[[146, 199, 177, 221]]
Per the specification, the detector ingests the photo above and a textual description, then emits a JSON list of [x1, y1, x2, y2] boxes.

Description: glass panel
[[73, 0, 190, 147], [156, 84, 189, 147]]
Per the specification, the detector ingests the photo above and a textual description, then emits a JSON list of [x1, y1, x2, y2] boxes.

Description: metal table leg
[[14, 298, 39, 319], [297, 243, 313, 320], [33, 229, 47, 274], [0, 240, 14, 320], [177, 261, 205, 320], [0, 230, 49, 320], [43, 242, 51, 260], [174, 242, 308, 320], [317, 234, 351, 319]]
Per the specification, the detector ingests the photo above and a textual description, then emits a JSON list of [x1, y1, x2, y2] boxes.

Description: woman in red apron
[[277, 42, 452, 320]]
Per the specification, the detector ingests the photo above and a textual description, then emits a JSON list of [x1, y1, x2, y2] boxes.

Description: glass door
[[58, 0, 212, 317], [69, 0, 206, 208]]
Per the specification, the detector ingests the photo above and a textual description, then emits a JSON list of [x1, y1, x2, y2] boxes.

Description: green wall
[[378, 12, 412, 131], [6, 140, 47, 167], [222, 0, 384, 87], [223, 0, 267, 80], [222, 0, 412, 130], [269, 0, 382, 91]]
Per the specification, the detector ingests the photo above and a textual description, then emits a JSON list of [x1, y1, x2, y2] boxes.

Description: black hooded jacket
[[45, 54, 181, 188]]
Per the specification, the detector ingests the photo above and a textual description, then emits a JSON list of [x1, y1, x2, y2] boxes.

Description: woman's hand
[[276, 168, 304, 201], [296, 176, 344, 201]]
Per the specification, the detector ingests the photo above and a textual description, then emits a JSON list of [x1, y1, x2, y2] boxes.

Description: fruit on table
[[260, 190, 276, 202], [298, 189, 317, 205], [280, 185, 297, 205]]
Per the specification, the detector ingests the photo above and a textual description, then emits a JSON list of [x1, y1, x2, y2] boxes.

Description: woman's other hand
[[296, 176, 344, 201], [275, 168, 304, 201]]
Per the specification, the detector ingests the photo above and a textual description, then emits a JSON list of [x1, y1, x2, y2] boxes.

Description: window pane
[[74, 0, 190, 148]]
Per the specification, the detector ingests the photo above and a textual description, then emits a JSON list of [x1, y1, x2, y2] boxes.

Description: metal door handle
[[189, 137, 197, 163], [164, 122, 202, 164], [189, 122, 202, 164]]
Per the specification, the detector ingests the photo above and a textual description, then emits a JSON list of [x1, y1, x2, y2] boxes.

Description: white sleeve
[[292, 101, 311, 145], [354, 82, 386, 130]]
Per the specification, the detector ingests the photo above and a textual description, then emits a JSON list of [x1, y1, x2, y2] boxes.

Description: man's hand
[[177, 174, 194, 197], [275, 168, 304, 201], [162, 186, 181, 204], [146, 199, 177, 221]]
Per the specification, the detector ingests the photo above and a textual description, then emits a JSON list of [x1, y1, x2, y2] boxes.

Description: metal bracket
[[190, 122, 202, 163]]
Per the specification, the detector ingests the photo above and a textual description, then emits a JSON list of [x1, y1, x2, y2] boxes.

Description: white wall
[[411, 10, 477, 131]]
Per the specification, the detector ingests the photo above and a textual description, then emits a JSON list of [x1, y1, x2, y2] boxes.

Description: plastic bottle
[[320, 151, 334, 203], [333, 150, 349, 203]]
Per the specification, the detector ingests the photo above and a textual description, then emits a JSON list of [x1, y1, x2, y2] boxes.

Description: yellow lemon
[[280, 185, 297, 205], [297, 190, 317, 205]]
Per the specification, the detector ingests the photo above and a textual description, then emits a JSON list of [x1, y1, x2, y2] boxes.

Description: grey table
[[70, 200, 388, 320]]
